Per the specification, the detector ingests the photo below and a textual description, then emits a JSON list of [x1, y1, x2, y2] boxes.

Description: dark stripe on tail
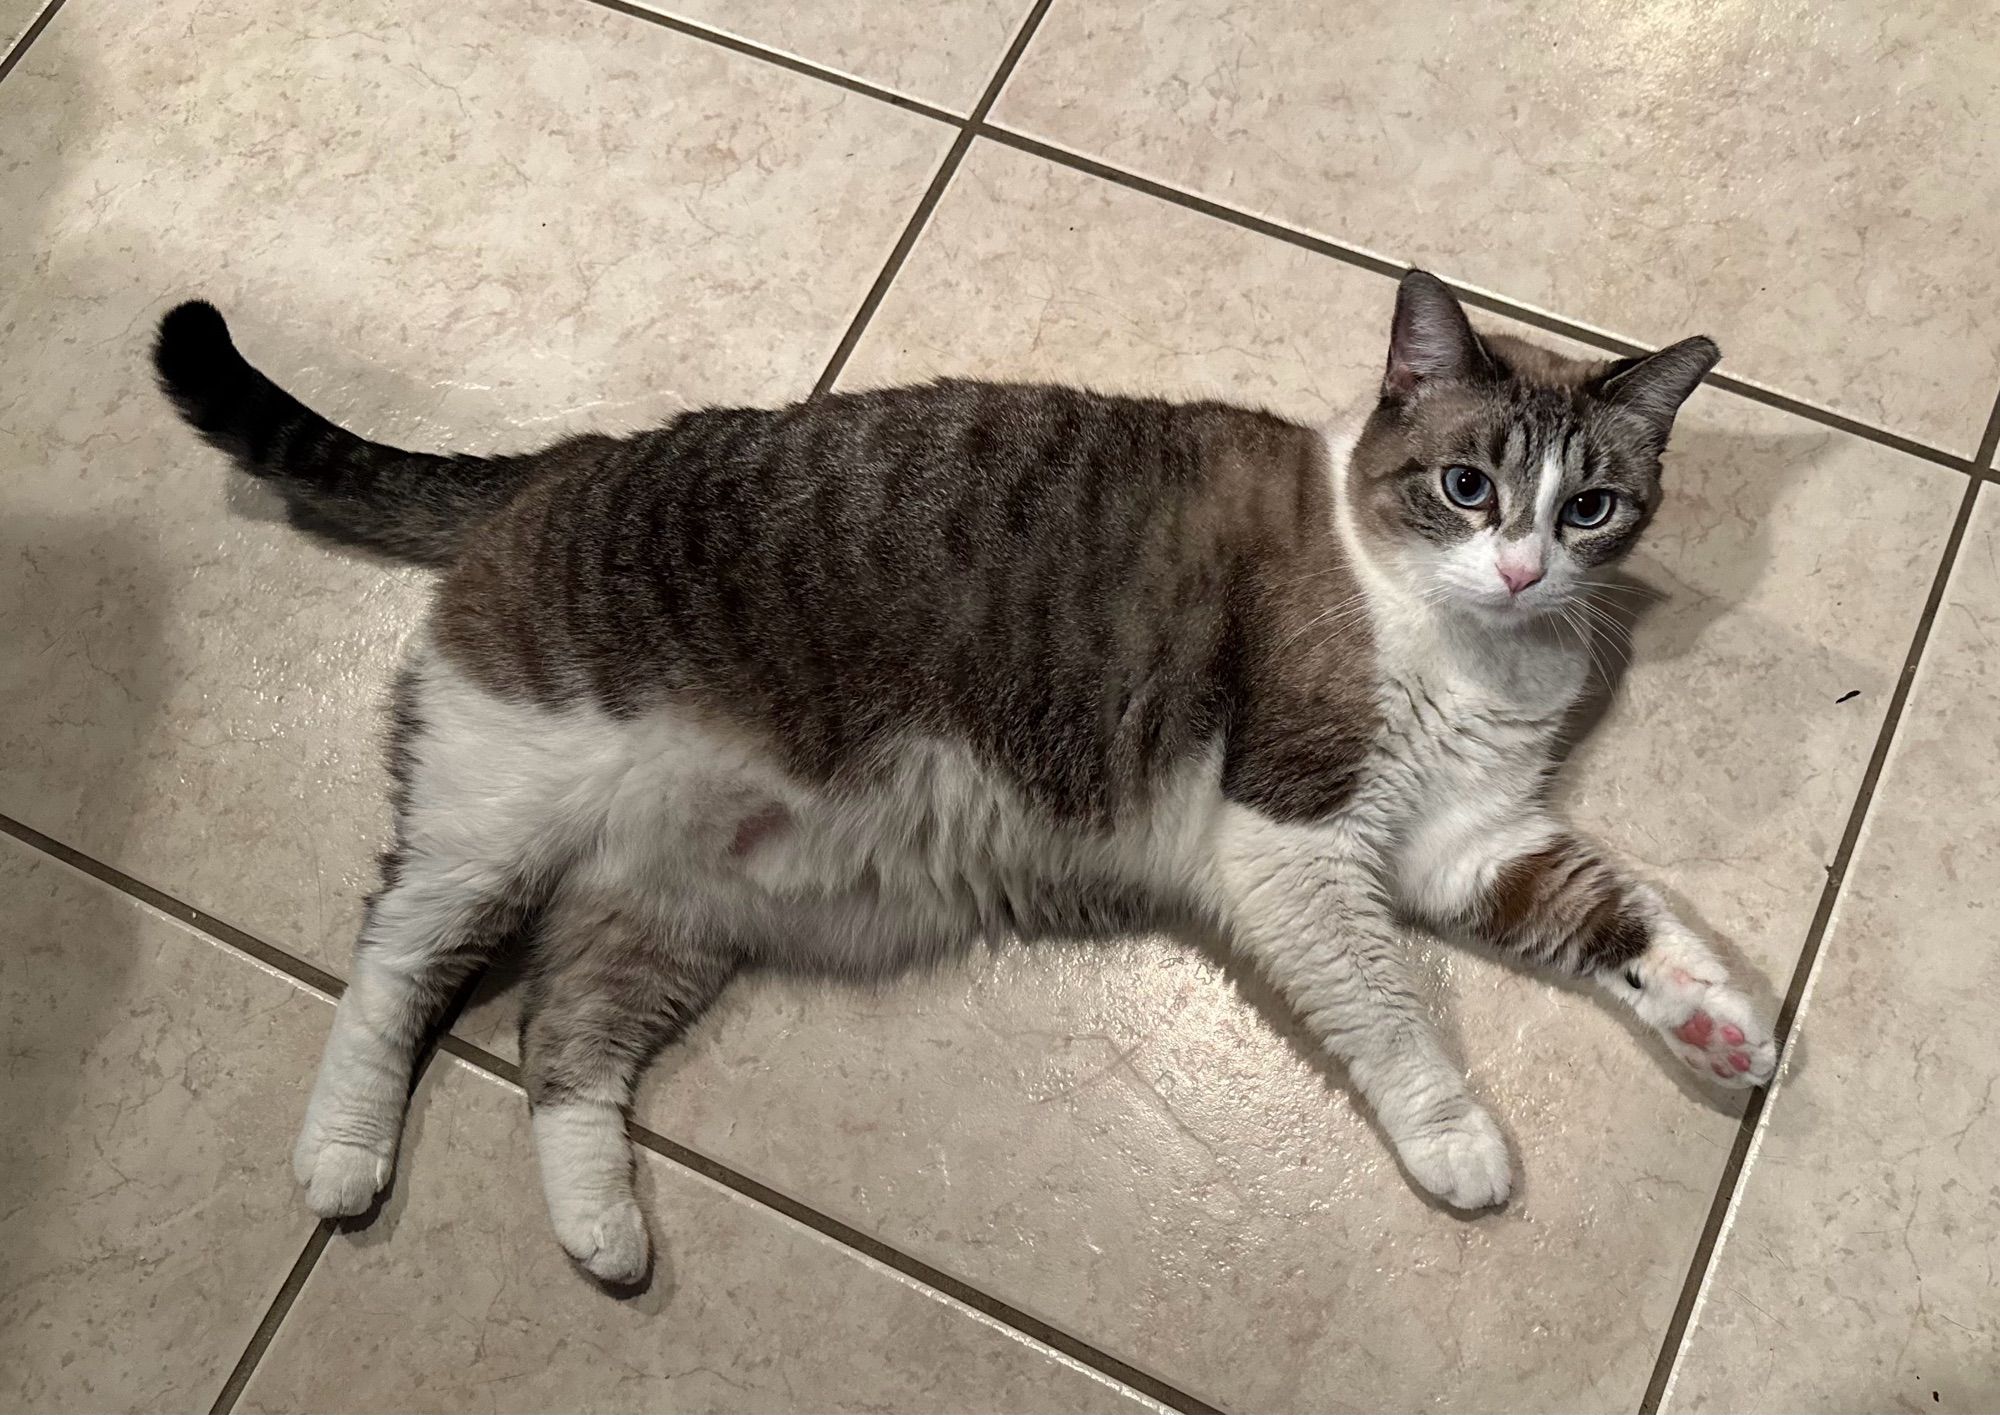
[[152, 301, 533, 566]]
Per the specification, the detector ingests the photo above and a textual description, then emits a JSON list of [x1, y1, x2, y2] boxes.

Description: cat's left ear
[[1589, 336, 1721, 446]]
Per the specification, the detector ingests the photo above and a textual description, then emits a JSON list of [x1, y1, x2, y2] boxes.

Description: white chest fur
[[1323, 420, 1590, 905]]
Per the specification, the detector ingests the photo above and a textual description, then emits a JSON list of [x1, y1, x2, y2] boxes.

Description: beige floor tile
[[634, 0, 1029, 111], [0, 0, 949, 973], [1667, 489, 2000, 1414], [996, 0, 2000, 455], [456, 142, 1965, 1410], [238, 1055, 1153, 1415], [2, 0, 46, 55], [0, 833, 329, 1413]]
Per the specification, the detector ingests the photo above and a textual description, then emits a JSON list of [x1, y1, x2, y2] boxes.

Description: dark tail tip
[[153, 299, 256, 432]]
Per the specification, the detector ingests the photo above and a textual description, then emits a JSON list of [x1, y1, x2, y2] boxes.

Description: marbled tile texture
[[2, 0, 1994, 1407], [999, 0, 2000, 454]]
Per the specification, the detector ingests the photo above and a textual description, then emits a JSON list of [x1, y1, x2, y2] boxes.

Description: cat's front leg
[[1398, 817, 1778, 1087], [1208, 806, 1512, 1210]]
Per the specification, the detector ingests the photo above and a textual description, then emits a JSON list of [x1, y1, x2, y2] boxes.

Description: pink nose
[[1498, 562, 1544, 595]]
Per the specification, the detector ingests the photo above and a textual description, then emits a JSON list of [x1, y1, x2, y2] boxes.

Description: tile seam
[[206, 1220, 337, 1415], [1636, 468, 1986, 1412], [576, 0, 961, 123], [967, 126, 1985, 473], [0, 0, 67, 84], [441, 1031, 1219, 1412], [810, 0, 1057, 394]]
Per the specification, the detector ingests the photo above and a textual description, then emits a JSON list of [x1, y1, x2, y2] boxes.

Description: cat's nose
[[1497, 560, 1544, 595]]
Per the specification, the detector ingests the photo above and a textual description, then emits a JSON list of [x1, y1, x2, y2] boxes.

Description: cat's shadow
[[1558, 422, 1831, 749]]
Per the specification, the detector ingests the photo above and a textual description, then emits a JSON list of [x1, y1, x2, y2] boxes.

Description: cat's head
[[1348, 270, 1717, 623]]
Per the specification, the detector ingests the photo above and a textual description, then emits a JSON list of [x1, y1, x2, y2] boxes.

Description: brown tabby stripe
[[1480, 836, 1651, 973], [432, 379, 1380, 828]]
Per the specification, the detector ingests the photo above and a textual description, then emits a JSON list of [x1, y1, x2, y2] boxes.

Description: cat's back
[[429, 378, 1345, 825]]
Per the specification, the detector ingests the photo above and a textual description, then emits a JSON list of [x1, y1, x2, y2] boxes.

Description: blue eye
[[1562, 490, 1617, 528], [1441, 465, 1493, 509]]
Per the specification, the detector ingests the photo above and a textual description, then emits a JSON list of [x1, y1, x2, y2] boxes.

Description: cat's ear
[[1383, 270, 1494, 399], [1589, 336, 1720, 445]]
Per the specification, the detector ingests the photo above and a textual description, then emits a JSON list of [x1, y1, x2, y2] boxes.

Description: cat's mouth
[[1449, 583, 1569, 624]]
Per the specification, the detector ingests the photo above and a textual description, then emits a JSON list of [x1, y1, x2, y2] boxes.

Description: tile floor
[[1, 0, 1994, 1410]]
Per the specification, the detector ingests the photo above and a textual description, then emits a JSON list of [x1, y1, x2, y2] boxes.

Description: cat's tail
[[152, 301, 530, 567]]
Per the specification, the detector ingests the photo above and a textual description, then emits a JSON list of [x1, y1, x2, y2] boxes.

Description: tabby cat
[[153, 272, 1773, 1285]]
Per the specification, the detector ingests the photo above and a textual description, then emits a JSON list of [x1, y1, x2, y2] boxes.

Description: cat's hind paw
[[1393, 1106, 1512, 1211], [553, 1199, 651, 1286], [294, 1135, 393, 1217]]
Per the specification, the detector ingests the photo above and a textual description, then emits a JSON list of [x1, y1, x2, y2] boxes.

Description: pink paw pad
[[1676, 1011, 1715, 1048], [1729, 1052, 1751, 1073], [1721, 1024, 1745, 1046], [1711, 1062, 1732, 1078]]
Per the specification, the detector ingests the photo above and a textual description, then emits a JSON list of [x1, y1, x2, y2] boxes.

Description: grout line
[[1975, 384, 2000, 471], [0, 813, 1209, 1411], [208, 1011, 464, 1415], [434, 1031, 1219, 1413], [0, 0, 67, 84], [1636, 469, 1986, 1413], [208, 1221, 335, 1414], [968, 126, 1986, 476], [811, 136, 972, 395], [577, 0, 960, 125], [0, 814, 348, 996], [559, 0, 1980, 473], [519, 0, 1988, 472], [810, 0, 1057, 394]]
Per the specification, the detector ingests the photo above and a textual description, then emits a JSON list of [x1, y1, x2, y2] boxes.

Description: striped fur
[[1479, 836, 1652, 973]]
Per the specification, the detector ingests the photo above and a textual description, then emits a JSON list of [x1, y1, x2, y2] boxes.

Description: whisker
[[1575, 578, 1668, 602]]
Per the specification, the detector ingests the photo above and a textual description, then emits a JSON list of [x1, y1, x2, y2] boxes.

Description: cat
[[152, 271, 1774, 1286]]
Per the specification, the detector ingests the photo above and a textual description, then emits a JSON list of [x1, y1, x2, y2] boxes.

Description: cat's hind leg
[[294, 840, 535, 1215], [519, 877, 737, 1284], [294, 651, 593, 1216]]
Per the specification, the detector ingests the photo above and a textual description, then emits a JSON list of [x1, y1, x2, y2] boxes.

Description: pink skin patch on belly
[[729, 805, 791, 858]]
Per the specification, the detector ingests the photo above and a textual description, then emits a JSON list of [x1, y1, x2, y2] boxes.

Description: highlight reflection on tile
[[239, 1057, 1155, 1415], [0, 0, 950, 971], [0, 834, 329, 1413], [1669, 490, 2000, 1414], [998, 0, 2000, 454]]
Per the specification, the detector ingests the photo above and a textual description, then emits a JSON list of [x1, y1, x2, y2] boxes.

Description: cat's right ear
[[1383, 270, 1494, 400]]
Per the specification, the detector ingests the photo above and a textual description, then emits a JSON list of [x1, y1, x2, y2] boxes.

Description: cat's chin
[[1444, 593, 1563, 629]]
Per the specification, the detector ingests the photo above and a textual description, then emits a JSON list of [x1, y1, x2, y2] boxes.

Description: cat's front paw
[[551, 1198, 651, 1286], [1622, 935, 1777, 1088], [1393, 1106, 1512, 1211]]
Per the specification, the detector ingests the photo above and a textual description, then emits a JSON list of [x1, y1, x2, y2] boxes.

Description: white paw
[[1394, 1107, 1512, 1210], [1623, 935, 1777, 1089], [293, 1133, 394, 1217], [552, 1199, 651, 1285]]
